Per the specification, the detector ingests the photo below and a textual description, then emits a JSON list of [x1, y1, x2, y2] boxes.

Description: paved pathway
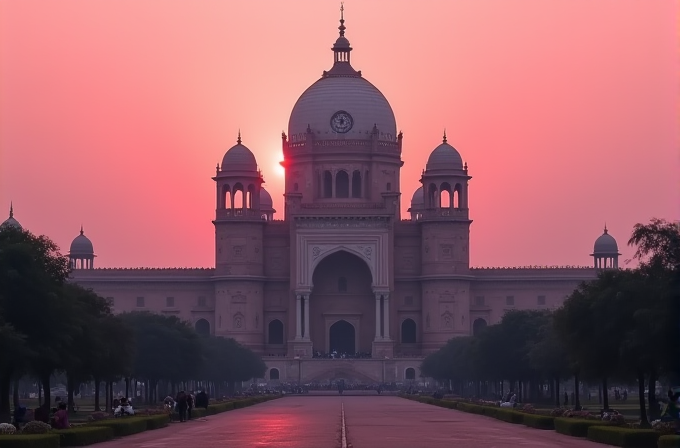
[[94, 396, 607, 448]]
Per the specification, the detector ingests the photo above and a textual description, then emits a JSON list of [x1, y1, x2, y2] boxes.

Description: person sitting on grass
[[52, 403, 70, 429]]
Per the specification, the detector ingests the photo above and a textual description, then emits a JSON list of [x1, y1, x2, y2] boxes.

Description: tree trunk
[[554, 376, 561, 407], [41, 374, 51, 414], [648, 368, 658, 420], [602, 377, 609, 410], [573, 373, 581, 410], [12, 378, 20, 408], [125, 377, 130, 399], [0, 373, 12, 424], [637, 371, 649, 428], [67, 374, 75, 412], [94, 378, 101, 411]]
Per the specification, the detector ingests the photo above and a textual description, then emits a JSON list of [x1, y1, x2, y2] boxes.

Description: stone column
[[303, 294, 310, 341], [374, 293, 382, 340], [383, 293, 390, 340], [295, 294, 302, 339]]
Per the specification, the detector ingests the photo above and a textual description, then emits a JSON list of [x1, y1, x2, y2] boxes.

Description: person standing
[[175, 391, 188, 422], [186, 392, 194, 420], [564, 391, 568, 406]]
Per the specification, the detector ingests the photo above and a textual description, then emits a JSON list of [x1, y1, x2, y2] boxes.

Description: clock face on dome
[[330, 110, 354, 133]]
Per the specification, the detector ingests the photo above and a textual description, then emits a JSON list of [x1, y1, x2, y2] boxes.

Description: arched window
[[324, 171, 333, 198], [454, 183, 463, 208], [338, 277, 348, 292], [401, 318, 417, 343], [268, 319, 284, 344], [427, 183, 438, 208], [195, 319, 210, 337], [336, 170, 349, 198], [405, 367, 416, 380], [233, 183, 244, 210], [269, 368, 280, 380], [440, 182, 452, 208], [472, 318, 487, 336], [222, 184, 231, 209], [247, 184, 256, 209], [351, 170, 362, 198]]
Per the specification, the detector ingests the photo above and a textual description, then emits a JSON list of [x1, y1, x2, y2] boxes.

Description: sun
[[274, 161, 285, 177]]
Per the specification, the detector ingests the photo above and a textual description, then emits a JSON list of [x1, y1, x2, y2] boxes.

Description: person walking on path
[[186, 392, 194, 420], [175, 391, 188, 422]]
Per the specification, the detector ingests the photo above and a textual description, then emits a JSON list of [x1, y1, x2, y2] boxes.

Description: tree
[[0, 226, 70, 421], [199, 337, 266, 396]]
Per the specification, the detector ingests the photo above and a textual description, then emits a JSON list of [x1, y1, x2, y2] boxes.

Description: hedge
[[494, 408, 524, 424], [90, 417, 148, 437], [587, 425, 660, 448], [657, 435, 680, 448], [522, 414, 555, 430], [554, 418, 611, 437], [0, 434, 60, 448], [54, 426, 115, 446]]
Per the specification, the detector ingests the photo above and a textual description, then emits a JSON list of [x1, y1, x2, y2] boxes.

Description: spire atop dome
[[237, 130, 242, 145], [443, 129, 447, 144], [339, 2, 346, 37], [80, 224, 84, 235], [9, 202, 13, 218], [604, 223, 608, 234]]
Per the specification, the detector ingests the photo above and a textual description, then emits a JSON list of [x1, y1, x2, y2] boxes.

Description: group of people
[[164, 390, 209, 422], [312, 351, 372, 359]]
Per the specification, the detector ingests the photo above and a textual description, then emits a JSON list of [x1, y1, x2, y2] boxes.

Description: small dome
[[0, 203, 22, 230], [260, 188, 273, 209], [593, 227, 619, 254], [221, 137, 258, 172], [70, 228, 94, 255], [410, 186, 424, 207], [426, 140, 464, 171]]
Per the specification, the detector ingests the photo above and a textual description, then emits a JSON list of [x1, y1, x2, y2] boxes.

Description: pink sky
[[1, 1, 678, 268]]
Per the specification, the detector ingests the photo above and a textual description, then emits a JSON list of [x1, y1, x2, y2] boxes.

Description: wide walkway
[[95, 396, 606, 448]]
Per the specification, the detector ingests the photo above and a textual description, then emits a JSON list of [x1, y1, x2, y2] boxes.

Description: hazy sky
[[1, 1, 677, 268]]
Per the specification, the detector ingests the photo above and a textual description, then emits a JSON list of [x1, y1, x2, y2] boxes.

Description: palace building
[[2, 13, 621, 384]]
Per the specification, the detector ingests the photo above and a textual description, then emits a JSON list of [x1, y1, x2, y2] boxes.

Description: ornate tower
[[591, 225, 620, 269], [1, 202, 22, 230], [416, 133, 473, 352], [213, 134, 266, 352], [69, 226, 95, 269]]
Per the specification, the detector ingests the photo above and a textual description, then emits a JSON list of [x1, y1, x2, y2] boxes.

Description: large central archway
[[311, 250, 374, 355], [329, 320, 355, 354]]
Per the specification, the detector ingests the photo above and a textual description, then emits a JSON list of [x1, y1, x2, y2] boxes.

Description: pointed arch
[[351, 170, 362, 198], [336, 170, 349, 198]]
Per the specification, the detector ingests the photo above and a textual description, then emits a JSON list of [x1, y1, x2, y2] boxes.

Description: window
[[323, 171, 333, 198], [537, 295, 546, 306], [474, 296, 485, 307], [338, 277, 348, 293], [386, 182, 392, 192], [269, 368, 280, 380], [336, 170, 349, 198], [268, 320, 284, 344], [166, 297, 175, 307], [405, 368, 416, 380], [351, 171, 361, 198], [401, 319, 417, 343], [136, 297, 145, 307], [198, 296, 206, 307], [473, 318, 488, 336], [506, 296, 515, 306]]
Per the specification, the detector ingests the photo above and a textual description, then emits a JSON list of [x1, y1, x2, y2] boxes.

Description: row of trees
[[421, 218, 679, 427], [0, 226, 266, 422]]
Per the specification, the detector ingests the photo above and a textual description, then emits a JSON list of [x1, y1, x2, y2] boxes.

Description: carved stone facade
[[64, 14, 618, 384]]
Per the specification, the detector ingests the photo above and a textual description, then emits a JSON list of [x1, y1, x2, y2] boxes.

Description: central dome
[[288, 12, 397, 142]]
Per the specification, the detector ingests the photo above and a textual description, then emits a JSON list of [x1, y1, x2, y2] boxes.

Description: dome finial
[[339, 2, 346, 37], [9, 201, 13, 218], [237, 129, 242, 145], [604, 222, 608, 234], [80, 224, 84, 235], [443, 129, 447, 143]]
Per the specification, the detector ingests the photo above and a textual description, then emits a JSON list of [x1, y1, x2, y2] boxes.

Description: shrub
[[55, 426, 115, 446], [494, 408, 524, 424], [0, 434, 60, 448], [87, 411, 109, 422], [554, 417, 610, 437], [21, 421, 52, 434], [587, 425, 660, 448], [142, 414, 170, 430], [0, 423, 17, 434], [522, 414, 555, 430], [657, 435, 680, 448], [90, 417, 148, 437]]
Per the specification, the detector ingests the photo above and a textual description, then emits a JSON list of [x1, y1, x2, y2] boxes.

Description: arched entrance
[[311, 250, 374, 355], [329, 320, 355, 355], [195, 319, 210, 336], [269, 368, 280, 380], [405, 367, 416, 380], [472, 318, 488, 336]]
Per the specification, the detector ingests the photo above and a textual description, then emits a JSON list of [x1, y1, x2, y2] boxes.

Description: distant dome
[[0, 203, 22, 230], [426, 139, 464, 171], [593, 227, 619, 254], [410, 187, 424, 208], [70, 228, 94, 255], [221, 136, 258, 172], [260, 188, 273, 209]]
